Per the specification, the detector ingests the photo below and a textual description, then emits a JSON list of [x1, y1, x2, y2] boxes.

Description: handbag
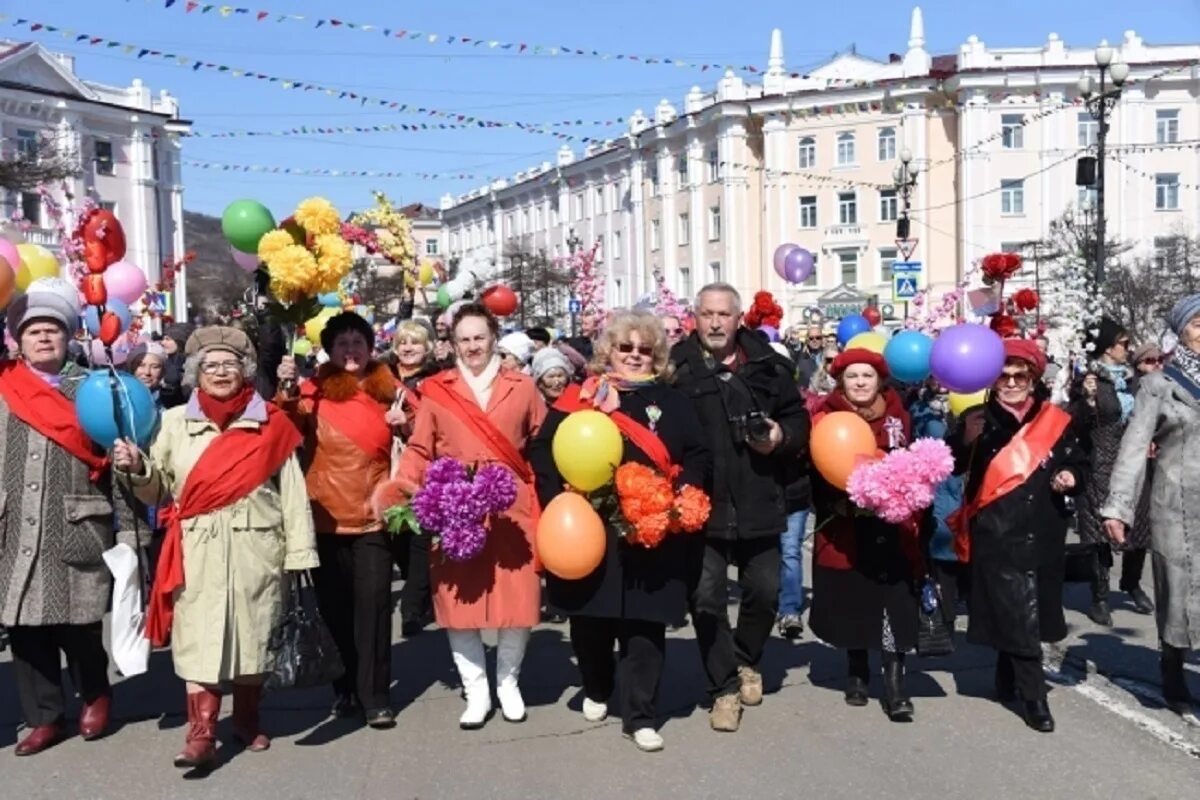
[[264, 571, 345, 691], [916, 576, 955, 658]]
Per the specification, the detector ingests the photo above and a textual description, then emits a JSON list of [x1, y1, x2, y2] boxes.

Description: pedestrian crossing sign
[[891, 260, 923, 302]]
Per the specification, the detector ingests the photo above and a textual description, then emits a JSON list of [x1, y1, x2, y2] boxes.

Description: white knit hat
[[532, 347, 572, 381], [498, 332, 534, 366]]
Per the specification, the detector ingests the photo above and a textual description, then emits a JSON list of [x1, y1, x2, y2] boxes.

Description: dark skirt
[[809, 565, 919, 652]]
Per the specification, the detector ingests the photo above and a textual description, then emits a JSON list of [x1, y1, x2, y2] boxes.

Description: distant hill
[[183, 210, 255, 315]]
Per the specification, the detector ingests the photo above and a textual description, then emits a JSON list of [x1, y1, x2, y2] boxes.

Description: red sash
[[0, 360, 109, 482], [949, 403, 1072, 562], [553, 383, 680, 480], [300, 380, 392, 463], [145, 404, 303, 647], [418, 376, 533, 483]]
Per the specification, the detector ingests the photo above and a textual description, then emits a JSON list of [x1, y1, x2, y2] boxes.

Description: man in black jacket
[[671, 283, 810, 732]]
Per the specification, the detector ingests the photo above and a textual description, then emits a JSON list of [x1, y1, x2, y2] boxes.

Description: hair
[[182, 351, 258, 389], [392, 319, 434, 352], [450, 302, 500, 341], [695, 282, 742, 313], [319, 311, 375, 354], [589, 310, 673, 380], [526, 327, 551, 345]]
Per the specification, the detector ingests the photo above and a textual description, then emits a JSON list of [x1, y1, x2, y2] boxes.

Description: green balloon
[[222, 199, 276, 254], [436, 285, 451, 309]]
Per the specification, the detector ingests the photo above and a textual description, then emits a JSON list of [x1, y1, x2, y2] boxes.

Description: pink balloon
[[0, 237, 20, 274], [231, 246, 260, 272], [103, 261, 148, 305]]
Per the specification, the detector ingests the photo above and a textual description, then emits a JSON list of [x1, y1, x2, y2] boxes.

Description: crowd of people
[[1, 281, 1198, 764]]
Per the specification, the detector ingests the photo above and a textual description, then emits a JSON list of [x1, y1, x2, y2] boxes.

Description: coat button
[[30, 453, 39, 461], [27, 483, 38, 491], [26, 517, 35, 526], [21, 547, 31, 556]]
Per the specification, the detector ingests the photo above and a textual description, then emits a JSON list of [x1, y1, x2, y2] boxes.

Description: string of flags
[[183, 158, 479, 180], [1110, 151, 1200, 191]]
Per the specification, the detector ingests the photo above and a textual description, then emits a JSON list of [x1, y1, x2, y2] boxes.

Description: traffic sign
[[896, 238, 919, 262], [568, 298, 582, 314], [891, 260, 923, 302]]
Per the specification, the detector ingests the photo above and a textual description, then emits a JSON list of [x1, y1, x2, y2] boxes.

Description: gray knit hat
[[1167, 293, 1200, 336], [5, 290, 79, 336]]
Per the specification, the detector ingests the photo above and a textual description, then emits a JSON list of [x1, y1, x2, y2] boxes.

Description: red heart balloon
[[84, 240, 109, 273], [83, 209, 126, 266], [81, 274, 107, 306], [98, 311, 122, 346]]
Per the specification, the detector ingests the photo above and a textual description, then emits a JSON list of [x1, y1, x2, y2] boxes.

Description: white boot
[[447, 630, 491, 729], [495, 627, 531, 723]]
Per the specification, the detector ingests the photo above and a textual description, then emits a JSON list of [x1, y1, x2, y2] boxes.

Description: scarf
[[1170, 346, 1200, 392], [998, 397, 1035, 424], [196, 385, 254, 431], [1098, 362, 1135, 423], [457, 355, 501, 409], [578, 374, 657, 413]]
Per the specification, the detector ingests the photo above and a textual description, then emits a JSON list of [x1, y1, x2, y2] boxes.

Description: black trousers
[[689, 536, 781, 700], [569, 616, 666, 733], [8, 623, 110, 727], [996, 650, 1046, 700], [1119, 549, 1148, 591], [314, 532, 394, 711], [391, 530, 433, 625]]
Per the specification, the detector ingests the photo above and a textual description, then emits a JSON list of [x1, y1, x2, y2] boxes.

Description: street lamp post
[[1078, 41, 1130, 286], [893, 149, 922, 319], [566, 226, 582, 337]]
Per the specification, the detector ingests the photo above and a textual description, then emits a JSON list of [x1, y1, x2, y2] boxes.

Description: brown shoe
[[231, 684, 271, 752], [738, 666, 763, 706], [80, 693, 112, 741], [709, 694, 742, 732], [174, 689, 221, 769], [15, 722, 66, 756]]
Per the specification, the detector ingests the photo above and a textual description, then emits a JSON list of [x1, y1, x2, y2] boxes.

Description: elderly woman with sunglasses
[[531, 311, 710, 752], [1103, 294, 1200, 718]]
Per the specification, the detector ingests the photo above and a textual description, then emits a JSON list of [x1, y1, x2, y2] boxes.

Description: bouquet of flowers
[[384, 458, 518, 562], [605, 462, 711, 548], [845, 438, 955, 524], [980, 252, 1023, 285]]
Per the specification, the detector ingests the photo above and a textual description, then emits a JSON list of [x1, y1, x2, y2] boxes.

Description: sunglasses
[[617, 342, 654, 356], [997, 372, 1032, 387], [1139, 357, 1163, 366], [663, 328, 683, 336]]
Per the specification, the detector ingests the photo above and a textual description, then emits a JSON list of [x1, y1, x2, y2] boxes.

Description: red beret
[[1003, 337, 1047, 377], [830, 348, 889, 380]]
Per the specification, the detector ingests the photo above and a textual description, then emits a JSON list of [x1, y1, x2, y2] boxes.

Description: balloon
[[84, 299, 131, 336], [317, 292, 342, 308], [89, 338, 131, 366], [82, 209, 126, 267], [0, 257, 14, 309], [862, 306, 882, 327], [884, 330, 934, 383], [97, 311, 122, 346], [0, 237, 20, 275], [836, 314, 872, 346], [846, 332, 887, 354], [536, 492, 607, 580], [75, 370, 159, 449], [948, 389, 988, 417], [551, 410, 624, 492], [221, 199, 276, 254], [81, 274, 107, 306], [15, 243, 58, 289], [304, 307, 339, 343], [757, 324, 780, 343], [102, 261, 147, 305], [811, 411, 878, 490], [436, 286, 451, 309], [418, 261, 435, 285], [783, 247, 815, 284], [292, 338, 313, 357], [929, 324, 1006, 393], [230, 246, 260, 273], [773, 243, 799, 279], [481, 285, 518, 317], [446, 277, 469, 302]]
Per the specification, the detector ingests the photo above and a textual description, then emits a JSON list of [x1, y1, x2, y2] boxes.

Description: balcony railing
[[25, 228, 61, 248], [824, 224, 863, 239]]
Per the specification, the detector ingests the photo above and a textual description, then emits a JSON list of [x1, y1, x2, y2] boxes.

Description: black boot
[[1161, 642, 1195, 716], [1088, 566, 1113, 627], [994, 654, 1017, 703], [1120, 550, 1154, 614], [1022, 698, 1055, 732], [881, 656, 914, 721], [844, 650, 869, 707]]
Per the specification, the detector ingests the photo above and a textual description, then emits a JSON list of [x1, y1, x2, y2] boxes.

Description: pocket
[[61, 494, 114, 567]]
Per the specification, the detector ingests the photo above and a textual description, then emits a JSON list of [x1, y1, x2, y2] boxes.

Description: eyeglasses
[[1139, 357, 1163, 366], [200, 360, 242, 375], [616, 342, 654, 356], [997, 372, 1032, 387], [663, 328, 683, 336]]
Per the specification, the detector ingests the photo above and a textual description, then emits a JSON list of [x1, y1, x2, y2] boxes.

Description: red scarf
[[418, 375, 533, 483], [196, 385, 254, 431], [553, 383, 680, 480], [145, 404, 302, 647], [300, 379, 392, 462], [0, 360, 109, 482]]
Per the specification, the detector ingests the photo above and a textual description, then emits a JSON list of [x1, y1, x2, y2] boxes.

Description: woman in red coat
[[809, 348, 921, 721]]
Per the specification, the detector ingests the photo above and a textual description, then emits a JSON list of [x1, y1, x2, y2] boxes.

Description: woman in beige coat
[[114, 327, 317, 769]]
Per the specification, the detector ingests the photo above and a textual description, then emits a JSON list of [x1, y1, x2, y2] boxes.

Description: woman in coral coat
[[389, 303, 546, 729]]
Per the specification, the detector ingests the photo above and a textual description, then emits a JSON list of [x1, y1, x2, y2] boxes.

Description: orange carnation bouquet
[[609, 463, 711, 548]]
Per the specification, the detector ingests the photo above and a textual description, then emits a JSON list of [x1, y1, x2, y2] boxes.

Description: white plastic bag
[[102, 543, 150, 677]]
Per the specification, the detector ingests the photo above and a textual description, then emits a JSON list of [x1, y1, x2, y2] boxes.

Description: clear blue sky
[[8, 0, 1199, 217]]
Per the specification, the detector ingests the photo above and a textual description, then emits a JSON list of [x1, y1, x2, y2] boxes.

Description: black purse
[[916, 576, 955, 658], [264, 571, 345, 691]]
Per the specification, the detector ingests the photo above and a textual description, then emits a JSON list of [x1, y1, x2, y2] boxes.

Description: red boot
[[231, 683, 270, 752], [174, 689, 221, 769], [80, 692, 112, 741]]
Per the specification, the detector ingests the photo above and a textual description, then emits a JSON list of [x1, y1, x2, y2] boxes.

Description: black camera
[[729, 411, 772, 444]]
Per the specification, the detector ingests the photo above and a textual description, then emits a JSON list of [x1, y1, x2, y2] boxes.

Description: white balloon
[[28, 276, 82, 315]]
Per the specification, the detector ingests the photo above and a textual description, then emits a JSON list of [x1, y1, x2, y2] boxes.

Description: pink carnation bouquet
[[846, 438, 955, 524]]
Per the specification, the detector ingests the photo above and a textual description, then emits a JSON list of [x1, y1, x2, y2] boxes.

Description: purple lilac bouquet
[[390, 457, 519, 562]]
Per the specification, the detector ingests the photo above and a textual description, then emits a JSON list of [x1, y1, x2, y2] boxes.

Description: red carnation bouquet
[[606, 463, 711, 548], [744, 291, 783, 330], [980, 252, 1023, 284]]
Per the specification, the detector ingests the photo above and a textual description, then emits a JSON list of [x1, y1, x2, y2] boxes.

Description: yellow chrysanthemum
[[257, 228, 296, 261], [313, 233, 352, 294], [294, 196, 341, 237], [349, 191, 415, 269], [265, 244, 318, 304]]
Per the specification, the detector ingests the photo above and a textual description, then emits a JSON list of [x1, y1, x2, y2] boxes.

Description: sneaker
[[582, 697, 608, 722], [709, 694, 742, 732], [625, 727, 664, 752], [778, 614, 804, 640], [738, 665, 764, 706]]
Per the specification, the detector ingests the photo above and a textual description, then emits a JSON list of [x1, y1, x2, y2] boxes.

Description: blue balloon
[[884, 330, 934, 384], [83, 300, 132, 336], [75, 370, 159, 449], [318, 292, 341, 307], [836, 314, 872, 347]]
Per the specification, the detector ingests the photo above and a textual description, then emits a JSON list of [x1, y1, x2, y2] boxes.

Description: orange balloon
[[811, 411, 878, 490], [0, 256, 14, 309], [536, 492, 607, 580]]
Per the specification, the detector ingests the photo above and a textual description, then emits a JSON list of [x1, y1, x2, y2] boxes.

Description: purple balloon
[[783, 247, 815, 284], [773, 244, 799, 280], [230, 246, 260, 273], [758, 324, 780, 343], [929, 323, 1006, 393]]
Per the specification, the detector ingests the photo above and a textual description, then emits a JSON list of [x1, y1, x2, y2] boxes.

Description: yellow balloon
[[291, 338, 313, 357], [551, 410, 624, 492], [846, 331, 887, 354], [418, 261, 434, 286], [14, 243, 58, 290], [304, 307, 339, 343], [948, 389, 988, 417]]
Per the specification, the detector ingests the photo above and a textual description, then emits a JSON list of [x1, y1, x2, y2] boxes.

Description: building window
[[1153, 236, 1177, 270], [20, 192, 41, 226], [798, 195, 817, 229], [836, 132, 856, 166], [94, 140, 114, 176], [1077, 186, 1098, 209], [1000, 179, 1024, 215], [679, 267, 692, 299], [648, 163, 659, 195], [551, 203, 559, 227], [804, 253, 819, 287], [536, 207, 544, 231], [708, 206, 721, 241], [798, 137, 816, 169], [595, 186, 605, 214], [450, 232, 459, 251], [709, 261, 722, 284], [505, 213, 515, 238], [521, 209, 529, 234], [651, 219, 661, 251], [678, 213, 690, 246], [1077, 113, 1099, 147], [839, 251, 858, 286], [424, 238, 439, 256], [707, 148, 721, 182], [879, 248, 897, 284], [838, 191, 857, 225], [1156, 109, 1180, 144], [676, 152, 688, 188], [879, 189, 898, 222], [1156, 173, 1180, 210], [613, 230, 622, 260], [1001, 114, 1024, 149], [574, 193, 584, 220], [16, 129, 38, 158], [877, 127, 896, 161]]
